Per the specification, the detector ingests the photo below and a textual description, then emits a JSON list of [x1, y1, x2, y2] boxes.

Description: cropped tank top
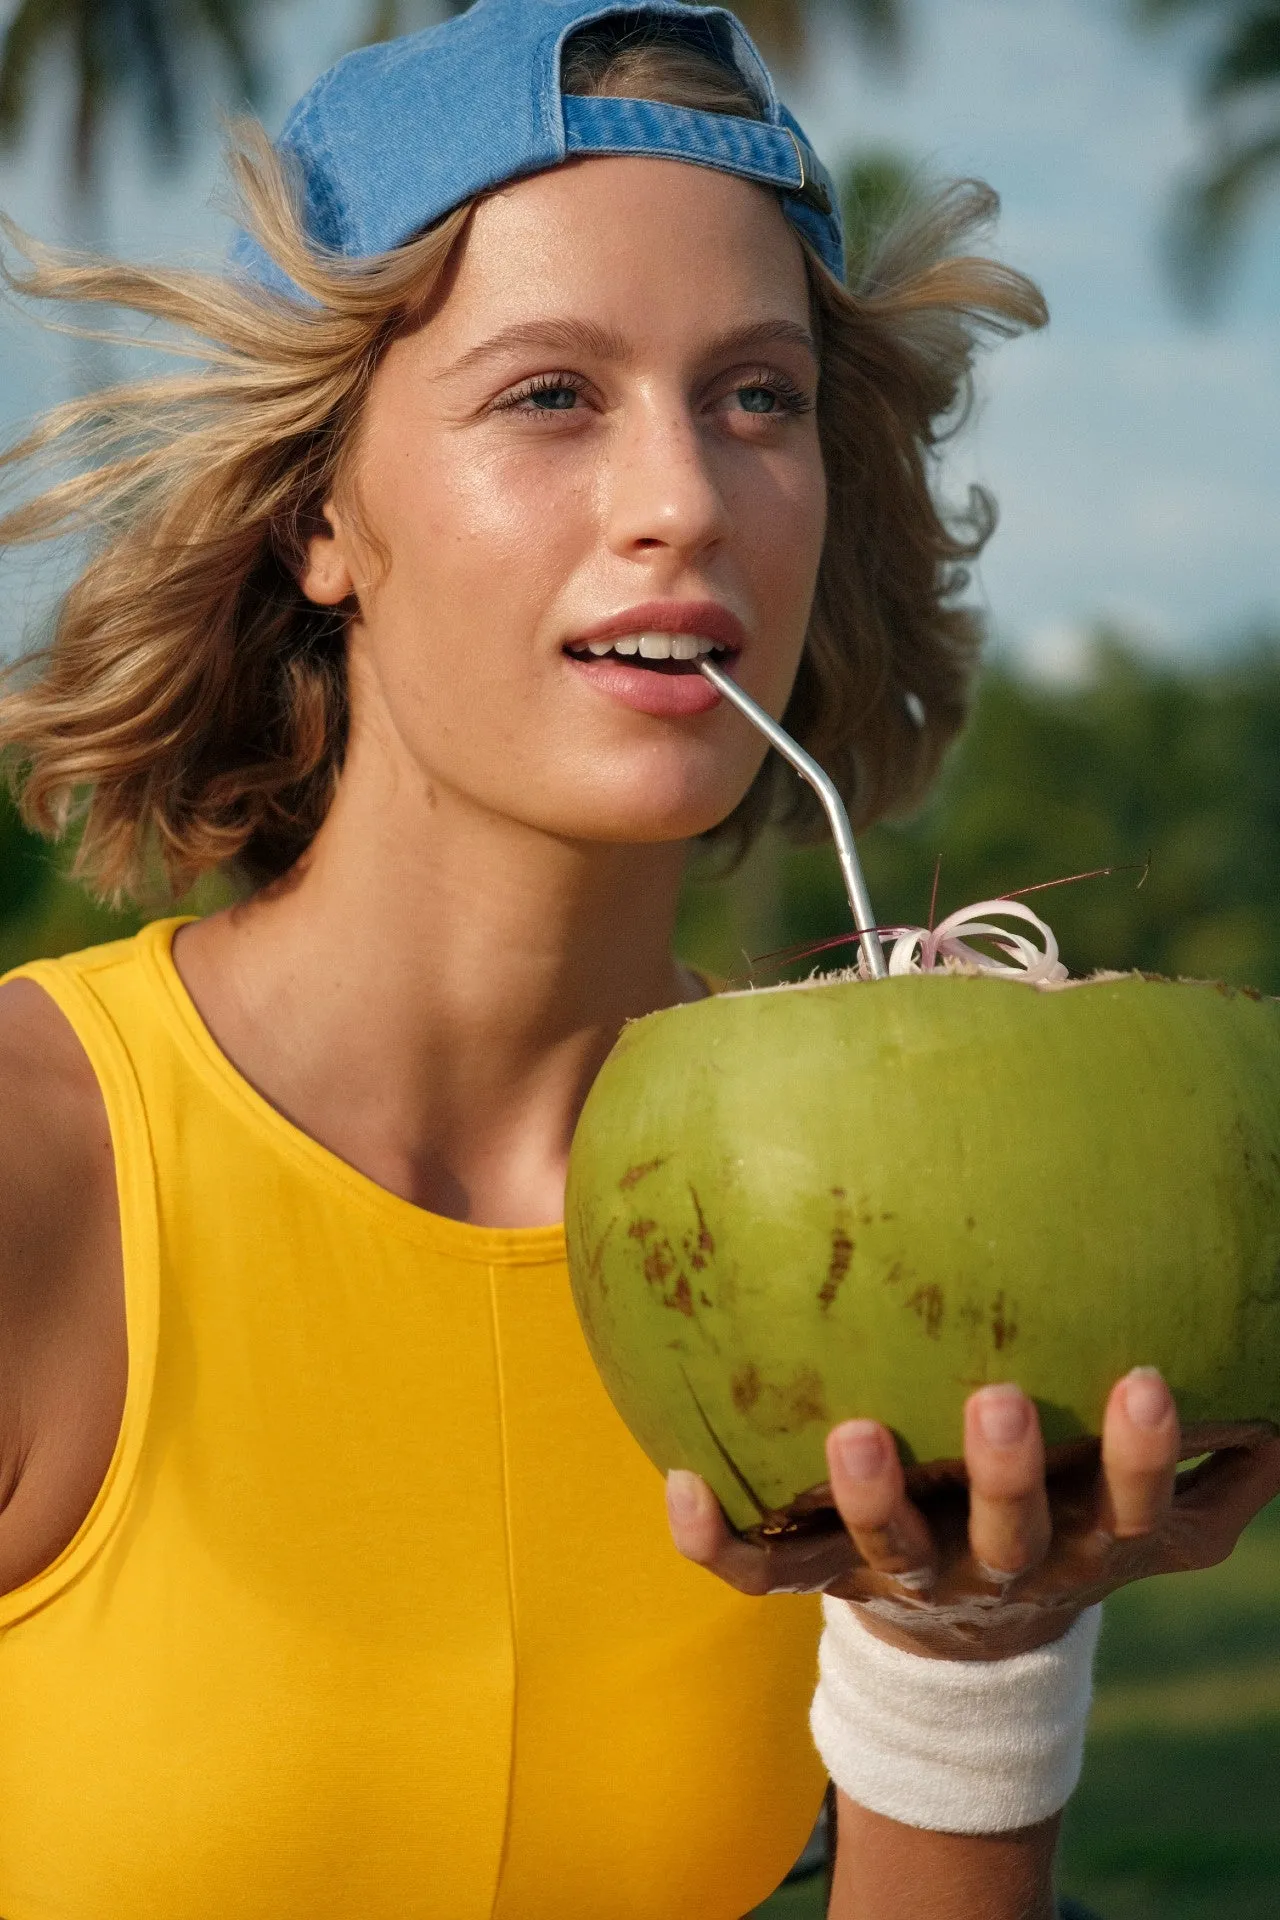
[[0, 921, 825, 1920]]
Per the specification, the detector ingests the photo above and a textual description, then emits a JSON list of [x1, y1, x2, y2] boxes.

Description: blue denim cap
[[230, 0, 844, 299]]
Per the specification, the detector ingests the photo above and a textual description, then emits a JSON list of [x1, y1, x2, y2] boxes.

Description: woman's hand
[[666, 1370, 1280, 1660]]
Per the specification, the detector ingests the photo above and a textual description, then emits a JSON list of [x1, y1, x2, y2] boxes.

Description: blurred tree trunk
[[728, 0, 903, 65]]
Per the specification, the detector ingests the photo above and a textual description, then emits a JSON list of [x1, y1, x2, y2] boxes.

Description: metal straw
[[698, 658, 888, 981]]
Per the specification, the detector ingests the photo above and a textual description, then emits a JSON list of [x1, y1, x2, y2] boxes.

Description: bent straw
[[698, 658, 888, 981]]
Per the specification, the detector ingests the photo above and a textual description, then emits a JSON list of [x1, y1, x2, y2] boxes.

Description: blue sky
[[0, 0, 1275, 674]]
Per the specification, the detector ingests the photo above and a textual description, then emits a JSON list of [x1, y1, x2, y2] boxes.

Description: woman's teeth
[[578, 634, 721, 661]]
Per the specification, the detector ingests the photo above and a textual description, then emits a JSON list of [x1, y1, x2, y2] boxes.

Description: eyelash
[[736, 371, 813, 417], [496, 372, 589, 413], [495, 369, 814, 417]]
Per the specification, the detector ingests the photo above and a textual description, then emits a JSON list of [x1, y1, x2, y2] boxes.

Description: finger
[[1098, 1367, 1179, 1538], [826, 1420, 935, 1586], [1167, 1434, 1280, 1564], [665, 1469, 776, 1595], [964, 1384, 1052, 1578]]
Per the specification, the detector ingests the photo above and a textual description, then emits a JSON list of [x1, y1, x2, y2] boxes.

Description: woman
[[0, 3, 1275, 1916]]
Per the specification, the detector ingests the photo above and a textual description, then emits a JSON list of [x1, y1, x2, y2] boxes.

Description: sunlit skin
[[176, 156, 828, 1234], [303, 154, 827, 852], [3, 153, 1277, 1920]]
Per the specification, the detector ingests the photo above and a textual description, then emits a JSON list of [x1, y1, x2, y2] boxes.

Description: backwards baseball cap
[[231, 0, 844, 299]]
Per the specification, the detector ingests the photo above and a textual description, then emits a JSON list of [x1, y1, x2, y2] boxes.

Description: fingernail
[[833, 1420, 886, 1481], [665, 1469, 702, 1523], [974, 1384, 1032, 1447], [1122, 1367, 1172, 1429]]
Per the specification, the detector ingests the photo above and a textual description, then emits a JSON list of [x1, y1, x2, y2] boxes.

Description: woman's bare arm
[[828, 1796, 1059, 1920], [0, 980, 126, 1597]]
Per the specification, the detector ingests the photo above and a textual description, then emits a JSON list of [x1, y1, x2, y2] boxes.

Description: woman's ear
[[298, 501, 356, 607]]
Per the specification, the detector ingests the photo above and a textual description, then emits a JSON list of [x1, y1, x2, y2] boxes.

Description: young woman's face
[[306, 154, 828, 846]]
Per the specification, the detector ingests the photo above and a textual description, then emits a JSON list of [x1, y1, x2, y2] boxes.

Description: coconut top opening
[[719, 898, 1080, 1000], [701, 897, 1274, 1005], [715, 961, 1138, 1002]]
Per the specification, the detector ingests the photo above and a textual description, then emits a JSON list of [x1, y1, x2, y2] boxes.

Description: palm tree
[[0, 1, 267, 225], [363, 1, 905, 68], [1140, 0, 1280, 305]]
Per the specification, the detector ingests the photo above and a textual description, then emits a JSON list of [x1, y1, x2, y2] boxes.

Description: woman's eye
[[526, 384, 579, 411], [728, 379, 811, 418], [501, 378, 585, 415]]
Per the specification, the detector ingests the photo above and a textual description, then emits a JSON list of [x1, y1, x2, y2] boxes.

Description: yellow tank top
[[0, 920, 824, 1919]]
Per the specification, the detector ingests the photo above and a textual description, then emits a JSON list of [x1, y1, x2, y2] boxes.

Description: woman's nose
[[603, 402, 729, 563]]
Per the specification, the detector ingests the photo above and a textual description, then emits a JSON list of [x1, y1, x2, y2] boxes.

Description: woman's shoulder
[[0, 974, 113, 1187], [0, 976, 127, 1598]]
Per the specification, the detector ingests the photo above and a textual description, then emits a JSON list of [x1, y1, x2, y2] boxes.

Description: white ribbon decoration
[[857, 899, 1069, 986]]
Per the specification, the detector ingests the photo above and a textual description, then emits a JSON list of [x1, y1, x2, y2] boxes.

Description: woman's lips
[[564, 649, 726, 716], [570, 600, 747, 653], [562, 602, 745, 717]]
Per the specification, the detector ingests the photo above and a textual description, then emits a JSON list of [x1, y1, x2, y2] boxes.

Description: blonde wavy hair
[[0, 18, 1046, 900]]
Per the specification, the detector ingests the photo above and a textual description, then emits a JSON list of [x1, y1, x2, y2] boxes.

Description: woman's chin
[[551, 782, 749, 849]]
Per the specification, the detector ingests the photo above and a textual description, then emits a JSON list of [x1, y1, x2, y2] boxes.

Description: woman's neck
[[173, 761, 698, 1228]]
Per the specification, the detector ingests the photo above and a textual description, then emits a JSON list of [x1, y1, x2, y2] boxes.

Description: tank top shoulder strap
[[0, 926, 171, 1628]]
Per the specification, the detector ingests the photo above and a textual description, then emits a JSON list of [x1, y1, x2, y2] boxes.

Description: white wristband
[[809, 1596, 1103, 1834]]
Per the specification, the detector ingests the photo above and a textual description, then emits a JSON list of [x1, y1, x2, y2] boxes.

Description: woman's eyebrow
[[704, 319, 817, 365], [442, 316, 817, 378], [443, 318, 630, 377]]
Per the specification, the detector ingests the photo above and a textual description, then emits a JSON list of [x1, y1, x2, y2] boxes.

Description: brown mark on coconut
[[644, 1242, 674, 1283], [683, 1186, 716, 1269], [732, 1362, 828, 1436], [619, 1156, 667, 1191], [584, 1216, 615, 1297], [731, 1362, 762, 1413], [991, 1291, 1018, 1350], [882, 1260, 906, 1290], [643, 1237, 676, 1286], [666, 1272, 695, 1317], [905, 1283, 945, 1338], [818, 1228, 854, 1312], [630, 1224, 696, 1317]]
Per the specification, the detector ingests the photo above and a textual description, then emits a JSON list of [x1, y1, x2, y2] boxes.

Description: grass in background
[[751, 1499, 1280, 1919], [1059, 1496, 1280, 1919]]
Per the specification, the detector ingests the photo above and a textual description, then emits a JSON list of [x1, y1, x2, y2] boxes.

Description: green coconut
[[565, 972, 1280, 1534]]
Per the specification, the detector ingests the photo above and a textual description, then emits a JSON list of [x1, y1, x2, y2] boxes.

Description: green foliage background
[[677, 633, 1280, 996]]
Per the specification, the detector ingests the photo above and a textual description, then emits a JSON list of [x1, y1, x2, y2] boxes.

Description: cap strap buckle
[[785, 128, 833, 217]]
